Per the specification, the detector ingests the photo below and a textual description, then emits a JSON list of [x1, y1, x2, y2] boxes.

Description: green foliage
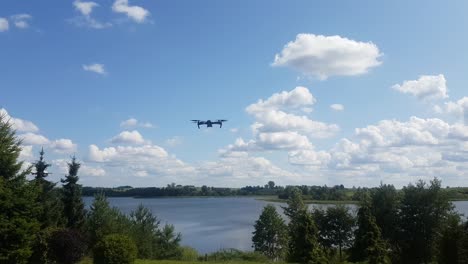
[[177, 247, 198, 261], [32, 149, 64, 229], [47, 228, 87, 264], [0, 114, 41, 263], [370, 183, 400, 243], [287, 211, 327, 264], [129, 204, 161, 259], [204, 248, 269, 262], [155, 224, 182, 260], [62, 156, 86, 230], [252, 204, 287, 260], [314, 205, 355, 260], [86, 193, 132, 248], [93, 234, 137, 264], [437, 213, 464, 264], [282, 187, 327, 263], [350, 195, 388, 264], [398, 178, 454, 264]]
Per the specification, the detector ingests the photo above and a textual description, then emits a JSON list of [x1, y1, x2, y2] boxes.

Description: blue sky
[[1, 0, 467, 187]]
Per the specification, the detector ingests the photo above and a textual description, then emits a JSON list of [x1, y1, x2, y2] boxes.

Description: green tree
[[61, 156, 86, 230], [155, 224, 182, 259], [370, 183, 400, 242], [314, 205, 355, 260], [93, 234, 137, 264], [288, 211, 327, 263], [0, 114, 40, 263], [350, 195, 388, 264], [398, 179, 454, 264], [459, 221, 468, 264], [32, 148, 64, 228], [129, 204, 160, 259], [437, 213, 464, 264], [86, 193, 131, 248], [268, 181, 275, 189], [283, 188, 325, 263], [252, 204, 288, 260]]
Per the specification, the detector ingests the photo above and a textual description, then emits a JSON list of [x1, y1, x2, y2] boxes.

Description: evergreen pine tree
[[283, 188, 326, 263], [32, 148, 64, 228], [350, 194, 388, 264], [61, 156, 86, 230], [288, 211, 327, 264], [0, 114, 41, 263]]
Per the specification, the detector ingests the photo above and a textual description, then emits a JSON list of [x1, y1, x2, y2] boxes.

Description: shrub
[[93, 234, 137, 264], [178, 246, 199, 261], [47, 228, 87, 264]]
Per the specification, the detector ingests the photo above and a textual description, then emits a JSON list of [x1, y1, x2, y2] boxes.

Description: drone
[[191, 119, 227, 129]]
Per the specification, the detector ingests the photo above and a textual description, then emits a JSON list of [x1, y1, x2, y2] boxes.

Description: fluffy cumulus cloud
[[19, 132, 49, 145], [288, 116, 468, 186], [0, 18, 9, 32], [435, 97, 468, 124], [0, 108, 39, 132], [83, 63, 106, 74], [112, 0, 150, 23], [120, 118, 154, 128], [110, 130, 146, 145], [71, 0, 111, 29], [272, 34, 382, 79], [330, 104, 344, 111], [50, 139, 77, 154], [246, 87, 339, 139], [392, 74, 448, 100], [10, 14, 32, 29]]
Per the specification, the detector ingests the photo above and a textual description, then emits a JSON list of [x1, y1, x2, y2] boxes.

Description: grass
[[80, 258, 272, 264]]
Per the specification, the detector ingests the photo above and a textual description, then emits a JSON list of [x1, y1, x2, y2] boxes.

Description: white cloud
[[246, 87, 338, 138], [73, 0, 98, 16], [19, 145, 34, 161], [272, 33, 382, 79], [71, 1, 111, 29], [81, 164, 106, 177], [10, 14, 32, 29], [19, 133, 49, 145], [120, 118, 154, 128], [0, 18, 9, 32], [50, 139, 77, 154], [0, 108, 39, 132], [110, 130, 146, 145], [246, 86, 316, 112], [166, 136, 183, 147], [83, 63, 106, 75], [392, 74, 448, 100], [112, 0, 150, 23], [330, 104, 344, 111]]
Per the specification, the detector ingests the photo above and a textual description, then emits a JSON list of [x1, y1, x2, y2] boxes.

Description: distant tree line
[[252, 182, 468, 263]]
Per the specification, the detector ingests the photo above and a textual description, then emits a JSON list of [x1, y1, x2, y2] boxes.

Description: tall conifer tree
[[61, 156, 85, 230], [0, 114, 40, 263]]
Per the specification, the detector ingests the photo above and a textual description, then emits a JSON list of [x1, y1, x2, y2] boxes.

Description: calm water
[[83, 197, 468, 254]]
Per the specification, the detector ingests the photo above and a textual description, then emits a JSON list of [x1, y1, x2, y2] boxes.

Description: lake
[[83, 197, 468, 254]]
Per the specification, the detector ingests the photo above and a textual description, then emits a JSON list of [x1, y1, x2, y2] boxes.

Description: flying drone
[[191, 119, 227, 128]]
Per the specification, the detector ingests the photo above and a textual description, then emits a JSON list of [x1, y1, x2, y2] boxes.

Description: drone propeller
[[217, 119, 227, 122], [190, 120, 200, 123]]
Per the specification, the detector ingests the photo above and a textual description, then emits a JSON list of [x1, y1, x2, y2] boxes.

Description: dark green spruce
[[0, 114, 40, 264], [61, 156, 86, 230]]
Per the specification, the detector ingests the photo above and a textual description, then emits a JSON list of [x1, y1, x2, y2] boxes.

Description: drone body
[[191, 119, 227, 128]]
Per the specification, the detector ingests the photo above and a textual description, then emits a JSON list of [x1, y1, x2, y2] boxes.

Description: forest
[[2, 114, 468, 264]]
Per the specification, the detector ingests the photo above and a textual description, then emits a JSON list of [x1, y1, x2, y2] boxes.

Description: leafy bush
[[178, 246, 198, 261], [93, 234, 137, 264], [47, 228, 87, 264], [204, 248, 269, 262]]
